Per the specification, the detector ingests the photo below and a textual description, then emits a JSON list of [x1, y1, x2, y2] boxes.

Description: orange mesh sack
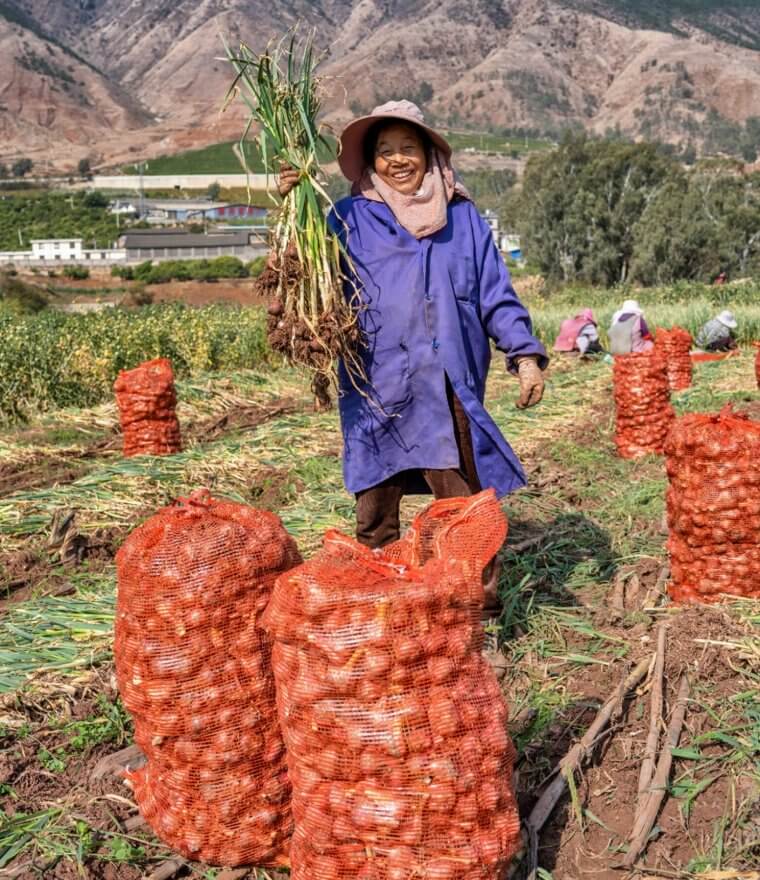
[[114, 357, 182, 456], [655, 326, 693, 391], [613, 351, 675, 459], [263, 490, 521, 880], [114, 489, 302, 866], [665, 406, 760, 604]]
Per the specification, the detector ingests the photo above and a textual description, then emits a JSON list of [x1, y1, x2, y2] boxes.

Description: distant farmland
[[124, 131, 552, 176], [123, 141, 264, 175], [124, 137, 337, 176]]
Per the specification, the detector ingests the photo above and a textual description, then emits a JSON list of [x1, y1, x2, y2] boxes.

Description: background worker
[[608, 299, 654, 354], [280, 100, 548, 612], [553, 308, 603, 355], [696, 310, 739, 351]]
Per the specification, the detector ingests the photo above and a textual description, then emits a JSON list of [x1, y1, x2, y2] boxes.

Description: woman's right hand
[[277, 163, 300, 198]]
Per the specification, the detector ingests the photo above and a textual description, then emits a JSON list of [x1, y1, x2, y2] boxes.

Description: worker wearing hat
[[279, 100, 548, 610], [608, 299, 654, 355], [696, 311, 739, 352]]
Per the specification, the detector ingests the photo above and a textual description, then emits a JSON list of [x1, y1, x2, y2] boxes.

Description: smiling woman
[[279, 100, 548, 610]]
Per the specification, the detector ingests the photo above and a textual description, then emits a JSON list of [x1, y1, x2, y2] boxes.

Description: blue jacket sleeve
[[473, 208, 548, 372]]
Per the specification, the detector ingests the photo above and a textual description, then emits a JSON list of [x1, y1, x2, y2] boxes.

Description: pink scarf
[[351, 148, 470, 239]]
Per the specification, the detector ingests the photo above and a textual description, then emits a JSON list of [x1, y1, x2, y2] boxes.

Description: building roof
[[144, 199, 229, 211], [30, 238, 83, 244], [210, 203, 268, 212], [120, 231, 250, 249], [119, 227, 185, 236]]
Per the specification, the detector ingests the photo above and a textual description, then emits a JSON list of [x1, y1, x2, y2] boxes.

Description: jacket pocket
[[365, 342, 412, 412], [447, 252, 477, 303]]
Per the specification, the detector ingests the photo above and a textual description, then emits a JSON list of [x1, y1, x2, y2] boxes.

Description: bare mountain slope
[[0, 3, 152, 167], [3, 0, 760, 170]]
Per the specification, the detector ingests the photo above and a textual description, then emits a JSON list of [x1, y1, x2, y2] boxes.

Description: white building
[[0, 239, 126, 265], [31, 239, 84, 260], [501, 233, 523, 261], [482, 211, 524, 260], [109, 200, 139, 216], [483, 209, 500, 245]]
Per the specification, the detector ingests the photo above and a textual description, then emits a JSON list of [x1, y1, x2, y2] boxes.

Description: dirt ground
[[0, 397, 300, 613], [17, 270, 268, 308], [18, 269, 544, 311], [1, 356, 758, 879]]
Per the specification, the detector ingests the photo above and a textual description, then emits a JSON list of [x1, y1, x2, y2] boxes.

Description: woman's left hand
[[515, 357, 545, 409]]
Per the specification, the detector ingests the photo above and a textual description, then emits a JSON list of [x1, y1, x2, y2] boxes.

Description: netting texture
[[665, 406, 760, 604], [655, 326, 693, 391], [263, 490, 521, 880], [114, 490, 302, 866], [114, 357, 182, 456], [613, 351, 675, 459]]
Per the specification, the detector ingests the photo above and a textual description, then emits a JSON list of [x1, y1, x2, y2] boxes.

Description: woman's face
[[373, 123, 427, 194]]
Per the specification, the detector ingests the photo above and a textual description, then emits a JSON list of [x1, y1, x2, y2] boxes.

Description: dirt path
[[18, 271, 270, 308]]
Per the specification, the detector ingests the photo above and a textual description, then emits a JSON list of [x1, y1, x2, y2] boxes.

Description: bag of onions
[[263, 490, 521, 880], [654, 326, 693, 391], [114, 490, 302, 866], [113, 358, 182, 457], [664, 406, 760, 604], [613, 351, 675, 459]]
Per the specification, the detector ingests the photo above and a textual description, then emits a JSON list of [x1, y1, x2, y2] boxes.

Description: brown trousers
[[355, 385, 482, 549]]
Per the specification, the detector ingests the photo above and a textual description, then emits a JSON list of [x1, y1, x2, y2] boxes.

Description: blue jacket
[[328, 195, 547, 496]]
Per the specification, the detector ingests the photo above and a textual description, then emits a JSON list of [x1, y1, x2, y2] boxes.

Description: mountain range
[[2, 0, 760, 170]]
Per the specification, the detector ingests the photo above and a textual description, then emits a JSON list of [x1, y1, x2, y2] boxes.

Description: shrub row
[[0, 303, 268, 423], [111, 256, 266, 284]]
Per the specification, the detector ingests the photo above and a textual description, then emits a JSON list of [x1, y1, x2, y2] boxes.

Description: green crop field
[[122, 129, 551, 177], [442, 130, 554, 155], [123, 141, 264, 175], [0, 289, 758, 879], [123, 135, 337, 176]]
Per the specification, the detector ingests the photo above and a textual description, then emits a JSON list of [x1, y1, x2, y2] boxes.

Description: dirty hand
[[277, 163, 300, 198], [515, 356, 545, 409]]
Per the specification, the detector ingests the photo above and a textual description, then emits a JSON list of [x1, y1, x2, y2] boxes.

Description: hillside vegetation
[[515, 136, 760, 285], [571, 1, 760, 49], [0, 192, 119, 250]]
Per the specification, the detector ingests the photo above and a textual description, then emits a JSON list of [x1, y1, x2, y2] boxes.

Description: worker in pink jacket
[[553, 308, 602, 355]]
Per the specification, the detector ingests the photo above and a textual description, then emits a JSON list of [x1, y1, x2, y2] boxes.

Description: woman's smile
[[373, 122, 427, 194]]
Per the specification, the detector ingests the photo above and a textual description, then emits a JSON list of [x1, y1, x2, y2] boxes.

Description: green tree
[[416, 81, 434, 106], [12, 158, 33, 178], [681, 143, 697, 165], [82, 190, 108, 208], [630, 167, 760, 283], [78, 158, 92, 178], [206, 181, 221, 201], [516, 134, 676, 284], [0, 163, 8, 180], [629, 176, 718, 284]]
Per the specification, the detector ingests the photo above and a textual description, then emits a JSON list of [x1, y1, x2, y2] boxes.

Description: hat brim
[[338, 112, 452, 182], [719, 317, 738, 329]]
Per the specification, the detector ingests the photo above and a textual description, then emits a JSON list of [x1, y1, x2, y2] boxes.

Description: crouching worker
[[608, 299, 654, 355], [278, 100, 548, 614], [696, 311, 738, 352], [553, 308, 603, 356]]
